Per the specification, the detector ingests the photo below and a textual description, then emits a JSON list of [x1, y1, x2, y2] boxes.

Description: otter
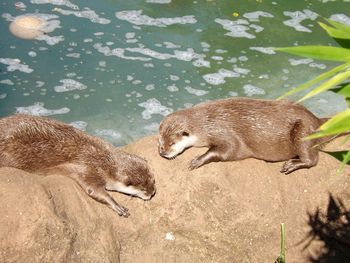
[[158, 97, 329, 174], [0, 114, 156, 217]]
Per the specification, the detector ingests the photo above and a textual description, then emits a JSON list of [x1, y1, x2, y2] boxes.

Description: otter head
[[158, 114, 198, 159], [110, 153, 156, 200]]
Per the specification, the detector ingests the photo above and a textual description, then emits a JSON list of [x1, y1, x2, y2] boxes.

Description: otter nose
[[159, 145, 166, 155]]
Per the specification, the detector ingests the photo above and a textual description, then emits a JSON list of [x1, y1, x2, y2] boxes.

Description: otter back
[[0, 114, 156, 217], [158, 98, 325, 174]]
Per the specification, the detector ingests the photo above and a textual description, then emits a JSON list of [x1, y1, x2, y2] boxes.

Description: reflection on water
[[0, 0, 349, 145]]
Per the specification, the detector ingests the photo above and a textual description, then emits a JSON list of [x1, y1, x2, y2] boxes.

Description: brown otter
[[158, 97, 329, 174], [0, 114, 156, 217]]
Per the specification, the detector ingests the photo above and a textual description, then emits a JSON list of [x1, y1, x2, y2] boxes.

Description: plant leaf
[[338, 150, 350, 174], [298, 69, 350, 102], [319, 22, 350, 40], [276, 46, 350, 62], [319, 19, 350, 40], [278, 62, 350, 100], [322, 150, 350, 164], [332, 82, 350, 98], [306, 109, 350, 139]]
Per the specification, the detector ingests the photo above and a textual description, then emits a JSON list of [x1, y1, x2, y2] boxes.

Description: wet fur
[[159, 98, 327, 174], [0, 114, 155, 217]]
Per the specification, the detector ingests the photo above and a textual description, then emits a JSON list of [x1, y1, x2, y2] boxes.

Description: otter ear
[[182, 131, 189, 137]]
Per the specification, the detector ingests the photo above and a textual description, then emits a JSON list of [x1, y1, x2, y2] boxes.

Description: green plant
[[276, 18, 350, 172], [275, 223, 286, 263]]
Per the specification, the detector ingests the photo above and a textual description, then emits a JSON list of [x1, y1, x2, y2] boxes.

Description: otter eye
[[182, 131, 189, 136]]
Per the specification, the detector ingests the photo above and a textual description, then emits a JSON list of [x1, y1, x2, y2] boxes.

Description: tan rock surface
[[1, 135, 349, 263]]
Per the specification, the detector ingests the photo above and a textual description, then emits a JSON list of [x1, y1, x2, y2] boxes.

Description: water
[[1, 0, 349, 146]]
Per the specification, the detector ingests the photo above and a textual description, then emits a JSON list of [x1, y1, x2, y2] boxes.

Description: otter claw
[[116, 205, 130, 217], [189, 158, 201, 170]]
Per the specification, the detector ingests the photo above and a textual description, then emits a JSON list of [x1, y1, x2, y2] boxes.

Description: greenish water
[[0, 0, 349, 145]]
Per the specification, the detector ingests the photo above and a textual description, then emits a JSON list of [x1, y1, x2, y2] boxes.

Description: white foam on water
[[167, 85, 179, 92], [211, 56, 223, 61], [69, 120, 87, 131], [54, 79, 87, 92], [30, 0, 79, 10], [215, 18, 260, 39], [125, 32, 136, 39], [93, 43, 152, 61], [203, 68, 240, 85], [144, 122, 159, 132], [36, 34, 64, 45], [55, 8, 110, 24], [329, 14, 350, 26], [283, 10, 318, 32], [0, 93, 7, 99], [138, 98, 173, 120], [215, 49, 227, 54], [146, 0, 171, 3], [145, 84, 155, 91], [14, 2, 27, 10], [94, 129, 122, 140], [0, 58, 33, 73], [115, 10, 197, 27], [243, 84, 266, 96], [288, 58, 313, 66], [164, 41, 181, 49], [249, 46, 276, 54], [243, 11, 274, 22], [170, 75, 179, 81], [28, 51, 37, 57], [95, 42, 208, 64], [126, 47, 173, 60], [0, 79, 14, 85], [36, 81, 45, 87], [192, 59, 210, 68], [184, 86, 208, 96], [228, 91, 238, 97], [66, 53, 81, 58], [309, 62, 326, 70], [233, 67, 250, 75], [238, 56, 248, 62], [16, 102, 70, 116], [98, 61, 106, 67]]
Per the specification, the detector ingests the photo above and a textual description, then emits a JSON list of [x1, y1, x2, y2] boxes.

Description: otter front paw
[[116, 204, 130, 217], [189, 157, 202, 170]]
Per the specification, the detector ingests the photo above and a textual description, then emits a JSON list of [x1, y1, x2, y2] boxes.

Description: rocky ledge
[[0, 136, 349, 263]]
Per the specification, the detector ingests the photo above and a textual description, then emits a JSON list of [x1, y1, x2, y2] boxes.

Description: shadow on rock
[[302, 193, 350, 263]]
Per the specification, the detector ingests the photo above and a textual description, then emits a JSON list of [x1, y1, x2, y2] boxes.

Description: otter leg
[[74, 176, 130, 217], [189, 145, 230, 170], [280, 120, 319, 174]]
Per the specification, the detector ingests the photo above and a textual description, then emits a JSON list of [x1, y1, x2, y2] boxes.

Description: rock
[[9, 15, 45, 39], [1, 135, 349, 263]]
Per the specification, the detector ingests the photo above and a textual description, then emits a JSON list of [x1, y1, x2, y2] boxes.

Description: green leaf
[[322, 149, 350, 174], [306, 109, 350, 139], [278, 62, 350, 100], [338, 150, 350, 174], [319, 22, 350, 40], [323, 150, 350, 164], [319, 19, 350, 40], [298, 69, 350, 102], [332, 82, 350, 97], [276, 46, 350, 62]]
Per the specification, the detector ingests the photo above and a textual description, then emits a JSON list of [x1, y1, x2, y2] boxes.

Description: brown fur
[[158, 98, 327, 174], [0, 114, 156, 217]]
